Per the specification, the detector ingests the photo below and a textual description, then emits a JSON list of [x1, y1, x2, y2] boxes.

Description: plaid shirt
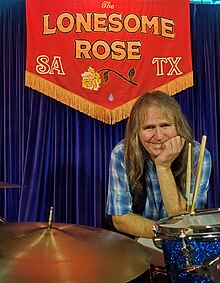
[[106, 139, 212, 221]]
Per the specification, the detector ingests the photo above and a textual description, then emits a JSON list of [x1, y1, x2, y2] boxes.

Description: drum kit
[[0, 181, 151, 283], [0, 169, 220, 283], [151, 208, 220, 283], [136, 209, 220, 283]]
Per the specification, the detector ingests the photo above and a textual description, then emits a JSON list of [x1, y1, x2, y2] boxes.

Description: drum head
[[156, 208, 220, 239]]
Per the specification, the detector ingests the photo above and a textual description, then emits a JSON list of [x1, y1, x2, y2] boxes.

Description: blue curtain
[[0, 1, 219, 226]]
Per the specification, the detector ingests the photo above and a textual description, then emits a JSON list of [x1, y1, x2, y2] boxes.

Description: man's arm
[[155, 136, 187, 216], [112, 213, 156, 238], [156, 165, 186, 216]]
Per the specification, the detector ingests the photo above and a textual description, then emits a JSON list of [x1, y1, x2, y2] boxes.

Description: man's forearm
[[112, 213, 156, 238], [156, 165, 186, 216]]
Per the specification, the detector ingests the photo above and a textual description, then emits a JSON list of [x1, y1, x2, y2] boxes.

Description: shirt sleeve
[[105, 142, 133, 216]]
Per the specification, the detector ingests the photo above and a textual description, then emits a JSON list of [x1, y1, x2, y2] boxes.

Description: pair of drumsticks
[[185, 135, 207, 213]]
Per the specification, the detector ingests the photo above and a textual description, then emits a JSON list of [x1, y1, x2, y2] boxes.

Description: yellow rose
[[81, 67, 101, 91]]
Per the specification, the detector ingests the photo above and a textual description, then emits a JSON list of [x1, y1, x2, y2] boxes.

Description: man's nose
[[154, 127, 163, 139]]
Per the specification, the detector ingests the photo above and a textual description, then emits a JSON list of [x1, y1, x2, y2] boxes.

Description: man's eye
[[143, 125, 154, 130], [162, 123, 171, 127]]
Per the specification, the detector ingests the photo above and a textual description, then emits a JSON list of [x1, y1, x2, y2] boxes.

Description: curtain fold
[[0, 1, 219, 226]]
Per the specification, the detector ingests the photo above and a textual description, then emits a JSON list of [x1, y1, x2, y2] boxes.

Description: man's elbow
[[112, 215, 126, 231]]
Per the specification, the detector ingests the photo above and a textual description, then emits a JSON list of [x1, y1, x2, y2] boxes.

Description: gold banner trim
[[25, 71, 194, 124]]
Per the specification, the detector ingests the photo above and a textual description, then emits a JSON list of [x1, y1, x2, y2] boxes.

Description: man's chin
[[151, 149, 163, 157]]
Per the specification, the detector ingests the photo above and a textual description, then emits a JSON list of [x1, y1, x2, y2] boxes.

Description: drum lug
[[152, 225, 163, 249], [180, 230, 195, 267], [186, 255, 220, 282]]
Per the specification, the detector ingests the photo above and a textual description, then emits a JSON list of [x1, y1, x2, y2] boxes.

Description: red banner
[[25, 0, 193, 124]]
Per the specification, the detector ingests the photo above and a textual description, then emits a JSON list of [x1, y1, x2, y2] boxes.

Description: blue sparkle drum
[[154, 209, 220, 283]]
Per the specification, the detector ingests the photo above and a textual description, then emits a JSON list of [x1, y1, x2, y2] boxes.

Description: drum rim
[[155, 228, 220, 240], [155, 208, 220, 239]]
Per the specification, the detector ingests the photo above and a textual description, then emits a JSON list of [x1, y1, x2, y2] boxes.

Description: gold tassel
[[25, 71, 194, 125], [156, 72, 194, 96]]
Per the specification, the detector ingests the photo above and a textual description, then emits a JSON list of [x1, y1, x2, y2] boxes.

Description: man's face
[[139, 105, 178, 161]]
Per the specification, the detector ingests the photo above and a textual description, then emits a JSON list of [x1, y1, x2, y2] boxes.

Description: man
[[105, 91, 211, 282]]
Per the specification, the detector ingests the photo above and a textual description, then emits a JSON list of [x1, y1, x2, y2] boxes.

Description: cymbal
[[0, 222, 151, 283], [0, 181, 26, 188]]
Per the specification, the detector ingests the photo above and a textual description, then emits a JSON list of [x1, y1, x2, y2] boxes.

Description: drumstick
[[191, 135, 207, 213], [186, 143, 191, 212]]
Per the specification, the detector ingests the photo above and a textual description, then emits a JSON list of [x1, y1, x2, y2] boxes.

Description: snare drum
[[154, 209, 220, 283]]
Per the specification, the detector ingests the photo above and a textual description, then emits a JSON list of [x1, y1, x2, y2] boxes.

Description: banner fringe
[[25, 71, 193, 125], [155, 72, 194, 96]]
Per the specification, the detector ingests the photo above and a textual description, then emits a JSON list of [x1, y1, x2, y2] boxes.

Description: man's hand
[[155, 136, 185, 167]]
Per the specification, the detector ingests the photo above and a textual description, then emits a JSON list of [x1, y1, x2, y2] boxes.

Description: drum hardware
[[152, 225, 164, 248], [180, 230, 195, 267], [0, 217, 7, 223], [137, 235, 169, 282], [148, 264, 171, 283], [152, 227, 163, 249], [0, 181, 25, 224], [184, 254, 220, 282], [47, 206, 53, 231], [0, 181, 27, 188]]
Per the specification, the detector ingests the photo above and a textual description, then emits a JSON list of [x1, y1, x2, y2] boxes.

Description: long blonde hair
[[124, 91, 193, 191]]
